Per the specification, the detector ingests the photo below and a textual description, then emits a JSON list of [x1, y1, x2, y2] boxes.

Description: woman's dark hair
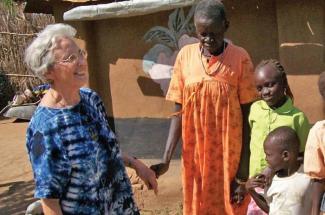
[[256, 59, 294, 101], [194, 0, 227, 23]]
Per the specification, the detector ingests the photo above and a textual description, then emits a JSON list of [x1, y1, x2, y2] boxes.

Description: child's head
[[263, 126, 300, 173], [255, 59, 293, 108], [318, 71, 325, 100]]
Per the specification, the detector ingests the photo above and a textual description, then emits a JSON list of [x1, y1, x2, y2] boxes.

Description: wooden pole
[[3, 73, 38, 78], [0, 32, 36, 36]]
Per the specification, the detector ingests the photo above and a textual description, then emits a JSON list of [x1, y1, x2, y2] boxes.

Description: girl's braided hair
[[256, 59, 294, 101]]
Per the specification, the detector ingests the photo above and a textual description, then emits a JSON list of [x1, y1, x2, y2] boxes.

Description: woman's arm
[[231, 103, 252, 204], [41, 199, 63, 215], [122, 153, 158, 194], [236, 102, 252, 181], [150, 103, 182, 177]]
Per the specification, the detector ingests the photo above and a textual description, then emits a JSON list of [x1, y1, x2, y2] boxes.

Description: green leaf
[[143, 26, 177, 49]]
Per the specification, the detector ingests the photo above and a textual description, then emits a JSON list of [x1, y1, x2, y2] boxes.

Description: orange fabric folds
[[166, 43, 257, 215]]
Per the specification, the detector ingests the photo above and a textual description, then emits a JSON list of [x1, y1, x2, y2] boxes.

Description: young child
[[247, 59, 310, 214], [304, 71, 325, 215], [246, 126, 312, 215]]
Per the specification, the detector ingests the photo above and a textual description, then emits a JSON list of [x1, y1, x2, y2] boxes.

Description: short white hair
[[25, 23, 77, 80]]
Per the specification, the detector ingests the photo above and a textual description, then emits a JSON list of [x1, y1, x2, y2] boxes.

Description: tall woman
[[25, 23, 157, 215], [151, 0, 257, 214]]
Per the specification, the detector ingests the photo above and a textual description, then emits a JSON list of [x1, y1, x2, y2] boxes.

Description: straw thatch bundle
[[0, 2, 54, 109]]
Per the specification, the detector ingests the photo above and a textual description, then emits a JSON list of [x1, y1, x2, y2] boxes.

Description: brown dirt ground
[[0, 118, 183, 215]]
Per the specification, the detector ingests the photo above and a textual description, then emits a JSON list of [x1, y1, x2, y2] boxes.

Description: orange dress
[[166, 43, 257, 215]]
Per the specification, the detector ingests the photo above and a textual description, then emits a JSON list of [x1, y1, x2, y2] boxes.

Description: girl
[[247, 59, 310, 215]]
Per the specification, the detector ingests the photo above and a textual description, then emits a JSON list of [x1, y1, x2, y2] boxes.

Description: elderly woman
[[25, 23, 157, 215], [151, 0, 257, 214]]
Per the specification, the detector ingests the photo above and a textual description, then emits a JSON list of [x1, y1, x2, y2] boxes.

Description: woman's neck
[[202, 41, 228, 57], [43, 87, 80, 108]]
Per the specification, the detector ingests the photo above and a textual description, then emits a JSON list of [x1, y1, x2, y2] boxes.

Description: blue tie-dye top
[[26, 88, 139, 215]]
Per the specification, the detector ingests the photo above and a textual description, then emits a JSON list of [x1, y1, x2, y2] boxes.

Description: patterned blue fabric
[[26, 88, 139, 215]]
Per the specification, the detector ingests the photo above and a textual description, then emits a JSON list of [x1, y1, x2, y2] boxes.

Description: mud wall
[[276, 0, 325, 123], [49, 0, 325, 157]]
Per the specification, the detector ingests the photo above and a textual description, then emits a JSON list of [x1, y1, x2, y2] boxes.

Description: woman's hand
[[152, 103, 181, 179], [150, 162, 170, 178], [41, 199, 63, 215], [231, 181, 247, 205], [132, 159, 158, 195]]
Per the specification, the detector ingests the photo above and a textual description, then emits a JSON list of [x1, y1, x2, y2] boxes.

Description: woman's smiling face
[[46, 36, 88, 90], [195, 17, 227, 54]]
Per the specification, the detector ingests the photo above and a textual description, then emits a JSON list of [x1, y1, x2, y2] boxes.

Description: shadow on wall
[[0, 180, 36, 215], [137, 76, 169, 97], [116, 118, 182, 159]]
